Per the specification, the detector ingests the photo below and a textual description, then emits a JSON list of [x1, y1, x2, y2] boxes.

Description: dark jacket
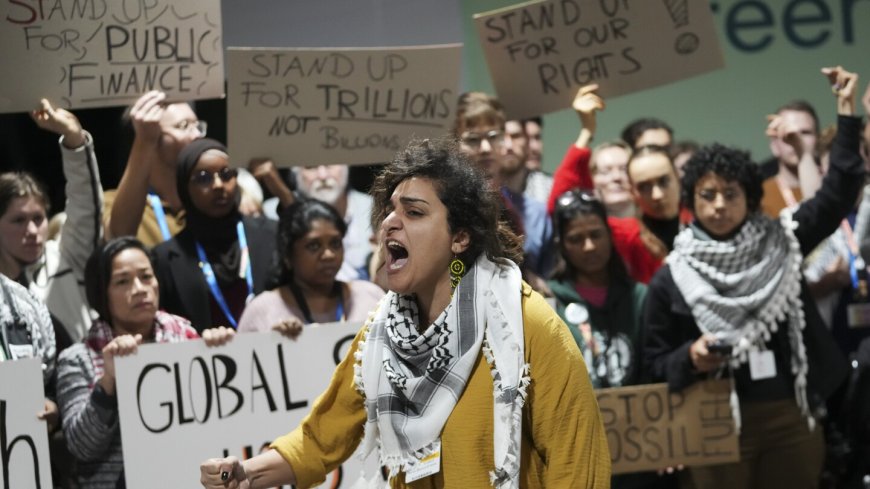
[[549, 277, 647, 388], [643, 115, 864, 410], [152, 215, 277, 332]]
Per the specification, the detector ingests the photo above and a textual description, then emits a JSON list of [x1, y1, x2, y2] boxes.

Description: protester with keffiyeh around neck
[[642, 66, 864, 489], [200, 139, 611, 488]]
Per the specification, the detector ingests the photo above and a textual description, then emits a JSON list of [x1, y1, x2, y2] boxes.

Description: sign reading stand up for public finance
[[226, 44, 462, 167], [115, 324, 385, 489], [596, 379, 739, 474], [0, 358, 53, 489], [473, 0, 725, 119], [0, 0, 224, 113]]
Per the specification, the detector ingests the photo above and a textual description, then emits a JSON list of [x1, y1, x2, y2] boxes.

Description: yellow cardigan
[[271, 284, 611, 488]]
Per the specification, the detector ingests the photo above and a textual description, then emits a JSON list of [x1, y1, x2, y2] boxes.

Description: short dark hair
[[273, 198, 347, 288], [521, 116, 543, 128], [621, 118, 674, 149], [85, 237, 152, 321], [0, 172, 49, 217], [370, 138, 523, 267], [776, 100, 819, 135], [551, 190, 628, 282], [681, 143, 763, 213]]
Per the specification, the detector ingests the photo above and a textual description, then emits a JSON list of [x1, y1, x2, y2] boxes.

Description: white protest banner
[[226, 44, 461, 167], [473, 0, 724, 119], [116, 323, 384, 489], [596, 380, 739, 474], [0, 358, 52, 489], [0, 0, 224, 113]]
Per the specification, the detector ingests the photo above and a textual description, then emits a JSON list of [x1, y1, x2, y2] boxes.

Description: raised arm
[[793, 67, 864, 254], [249, 158, 296, 210], [30, 99, 103, 278], [546, 85, 603, 214], [765, 113, 822, 199], [105, 90, 166, 239]]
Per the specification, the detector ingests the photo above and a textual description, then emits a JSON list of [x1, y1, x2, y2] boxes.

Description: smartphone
[[707, 340, 733, 356]]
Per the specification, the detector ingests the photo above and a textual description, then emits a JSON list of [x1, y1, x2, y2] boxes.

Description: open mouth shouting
[[385, 239, 409, 272]]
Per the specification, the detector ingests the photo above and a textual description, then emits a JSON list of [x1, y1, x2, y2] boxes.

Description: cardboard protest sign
[[0, 358, 53, 489], [473, 0, 724, 119], [226, 45, 461, 167], [116, 324, 384, 489], [595, 380, 738, 474], [0, 0, 224, 113]]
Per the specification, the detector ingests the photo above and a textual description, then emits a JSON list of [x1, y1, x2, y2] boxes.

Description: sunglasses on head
[[555, 190, 598, 210], [189, 167, 238, 186]]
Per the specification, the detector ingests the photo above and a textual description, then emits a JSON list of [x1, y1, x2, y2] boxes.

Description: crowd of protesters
[[2, 61, 870, 488]]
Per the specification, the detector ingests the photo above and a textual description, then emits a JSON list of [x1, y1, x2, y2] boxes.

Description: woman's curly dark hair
[[681, 143, 763, 213], [370, 138, 523, 267]]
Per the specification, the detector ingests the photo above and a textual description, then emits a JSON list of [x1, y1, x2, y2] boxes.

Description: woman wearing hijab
[[642, 66, 863, 488], [152, 138, 277, 332], [199, 138, 610, 488]]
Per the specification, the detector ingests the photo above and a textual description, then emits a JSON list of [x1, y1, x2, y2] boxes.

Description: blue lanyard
[[288, 280, 345, 324], [195, 221, 253, 329], [335, 297, 345, 323], [147, 192, 172, 242], [840, 218, 865, 290]]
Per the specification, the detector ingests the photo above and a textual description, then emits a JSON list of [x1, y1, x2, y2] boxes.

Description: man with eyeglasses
[[454, 92, 555, 294], [104, 90, 208, 247]]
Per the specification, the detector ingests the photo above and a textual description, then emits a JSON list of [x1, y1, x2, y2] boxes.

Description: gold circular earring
[[449, 257, 465, 289]]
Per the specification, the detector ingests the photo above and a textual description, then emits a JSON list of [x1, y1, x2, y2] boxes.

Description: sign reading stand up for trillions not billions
[[226, 44, 461, 167], [0, 0, 224, 113], [474, 0, 725, 119]]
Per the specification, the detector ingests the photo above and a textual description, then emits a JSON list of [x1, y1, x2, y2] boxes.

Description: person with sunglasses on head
[[151, 138, 277, 332], [546, 85, 685, 284], [549, 190, 676, 489]]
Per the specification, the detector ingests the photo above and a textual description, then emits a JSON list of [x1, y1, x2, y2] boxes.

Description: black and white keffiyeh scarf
[[355, 256, 529, 488], [667, 210, 812, 429]]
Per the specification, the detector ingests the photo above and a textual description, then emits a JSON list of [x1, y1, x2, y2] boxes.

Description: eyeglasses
[[459, 130, 505, 150], [189, 167, 238, 186], [555, 190, 598, 210], [173, 119, 208, 136], [696, 187, 743, 202]]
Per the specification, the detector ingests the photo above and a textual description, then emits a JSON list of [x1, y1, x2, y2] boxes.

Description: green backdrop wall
[[461, 0, 870, 172]]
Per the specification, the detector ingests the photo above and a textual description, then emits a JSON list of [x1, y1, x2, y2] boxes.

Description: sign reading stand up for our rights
[[0, 0, 224, 113], [474, 0, 725, 119]]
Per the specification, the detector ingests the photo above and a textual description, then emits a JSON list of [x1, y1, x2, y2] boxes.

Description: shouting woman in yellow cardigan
[[199, 138, 611, 489]]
